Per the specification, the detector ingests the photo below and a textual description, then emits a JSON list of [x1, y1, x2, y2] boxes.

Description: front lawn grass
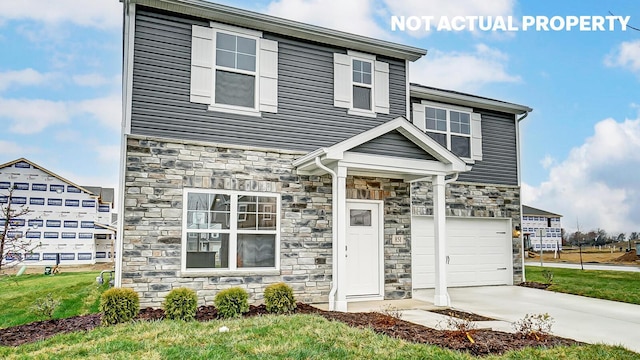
[[0, 271, 107, 328], [525, 266, 640, 305], [0, 314, 637, 360]]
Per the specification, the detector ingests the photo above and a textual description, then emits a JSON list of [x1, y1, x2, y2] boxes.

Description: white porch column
[[334, 165, 349, 312], [433, 174, 450, 306]]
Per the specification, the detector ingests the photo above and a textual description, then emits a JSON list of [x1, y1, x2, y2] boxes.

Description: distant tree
[[630, 232, 639, 241], [0, 187, 38, 272]]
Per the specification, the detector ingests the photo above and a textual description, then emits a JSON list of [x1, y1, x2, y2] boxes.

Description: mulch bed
[[0, 303, 580, 356], [519, 281, 551, 290], [429, 309, 495, 322]]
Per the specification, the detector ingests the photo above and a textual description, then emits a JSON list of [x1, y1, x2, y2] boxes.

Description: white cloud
[[0, 94, 121, 134], [266, 0, 390, 39], [384, 0, 515, 37], [523, 117, 640, 234], [0, 68, 59, 91], [540, 155, 555, 169], [95, 144, 121, 163], [0, 98, 71, 133], [0, 0, 121, 30], [604, 40, 640, 75], [0, 140, 40, 157], [410, 44, 520, 91], [75, 95, 122, 131], [72, 73, 119, 88]]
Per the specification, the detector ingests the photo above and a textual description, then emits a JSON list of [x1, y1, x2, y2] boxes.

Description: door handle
[[446, 255, 450, 264]]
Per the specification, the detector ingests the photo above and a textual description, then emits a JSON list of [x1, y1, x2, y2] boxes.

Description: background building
[[522, 205, 563, 251], [0, 158, 116, 266]]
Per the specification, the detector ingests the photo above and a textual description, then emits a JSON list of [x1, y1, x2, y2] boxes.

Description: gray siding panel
[[130, 7, 407, 152], [457, 110, 518, 185], [352, 130, 436, 160]]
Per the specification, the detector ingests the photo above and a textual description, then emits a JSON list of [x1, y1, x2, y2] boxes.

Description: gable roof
[[0, 158, 114, 204], [411, 83, 532, 115], [523, 205, 562, 218], [294, 117, 471, 178], [128, 0, 427, 61]]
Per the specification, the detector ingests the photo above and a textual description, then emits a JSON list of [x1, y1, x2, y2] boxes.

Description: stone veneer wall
[[411, 181, 523, 283], [123, 136, 335, 308], [346, 176, 412, 299]]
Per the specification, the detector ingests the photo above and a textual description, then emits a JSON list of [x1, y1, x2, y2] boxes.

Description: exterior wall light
[[513, 225, 521, 238]]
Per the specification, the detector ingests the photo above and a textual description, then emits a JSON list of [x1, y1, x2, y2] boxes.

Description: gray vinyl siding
[[351, 130, 436, 160], [457, 110, 518, 185], [130, 7, 407, 152]]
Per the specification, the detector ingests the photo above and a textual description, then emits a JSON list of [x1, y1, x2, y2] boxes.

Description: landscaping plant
[[438, 312, 477, 344], [214, 287, 249, 319], [264, 282, 297, 314], [513, 313, 554, 340], [30, 293, 60, 320], [163, 287, 198, 321], [542, 270, 554, 284], [100, 288, 140, 326]]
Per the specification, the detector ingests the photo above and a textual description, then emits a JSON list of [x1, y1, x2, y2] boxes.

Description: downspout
[[314, 157, 338, 311], [515, 111, 529, 282], [444, 173, 459, 185]]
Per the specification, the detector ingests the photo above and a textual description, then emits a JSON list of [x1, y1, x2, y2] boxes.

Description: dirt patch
[[614, 249, 638, 262], [1, 303, 580, 356], [429, 309, 496, 322]]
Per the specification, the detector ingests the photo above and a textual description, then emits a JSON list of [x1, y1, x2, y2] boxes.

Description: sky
[[0, 0, 639, 235]]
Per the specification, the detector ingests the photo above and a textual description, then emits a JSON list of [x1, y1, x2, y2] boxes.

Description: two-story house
[[522, 205, 563, 251], [116, 0, 532, 311], [0, 158, 116, 266]]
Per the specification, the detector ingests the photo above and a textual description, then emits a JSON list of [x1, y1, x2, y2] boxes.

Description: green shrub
[[31, 293, 60, 320], [163, 287, 198, 321], [100, 287, 140, 326], [264, 282, 296, 314], [214, 287, 249, 319]]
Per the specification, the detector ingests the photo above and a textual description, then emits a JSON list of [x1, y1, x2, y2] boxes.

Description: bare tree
[[0, 187, 38, 272]]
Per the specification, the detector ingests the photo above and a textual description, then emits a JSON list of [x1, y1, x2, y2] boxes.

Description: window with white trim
[[190, 23, 278, 116], [214, 31, 257, 109], [412, 101, 483, 161], [334, 51, 389, 117], [352, 59, 373, 110], [182, 189, 279, 272]]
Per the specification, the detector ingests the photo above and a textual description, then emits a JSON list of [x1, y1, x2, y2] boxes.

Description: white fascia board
[[131, 0, 426, 61], [292, 148, 327, 168], [410, 85, 532, 115], [341, 153, 456, 175]]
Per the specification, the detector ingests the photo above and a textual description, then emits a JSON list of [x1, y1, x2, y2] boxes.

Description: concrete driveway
[[414, 286, 640, 353]]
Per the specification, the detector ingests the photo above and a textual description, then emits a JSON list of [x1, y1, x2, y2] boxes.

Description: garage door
[[412, 217, 513, 289]]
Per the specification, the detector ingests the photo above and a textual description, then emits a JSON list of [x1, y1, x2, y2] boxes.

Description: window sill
[[208, 104, 262, 117], [180, 269, 280, 278], [348, 108, 377, 118]]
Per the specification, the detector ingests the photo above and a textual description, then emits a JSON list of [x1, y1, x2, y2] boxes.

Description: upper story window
[[425, 107, 471, 158], [190, 23, 278, 117], [413, 101, 483, 161], [352, 59, 373, 111], [334, 51, 389, 117], [215, 32, 257, 109]]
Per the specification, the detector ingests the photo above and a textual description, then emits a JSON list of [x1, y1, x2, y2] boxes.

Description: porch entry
[[345, 200, 383, 299]]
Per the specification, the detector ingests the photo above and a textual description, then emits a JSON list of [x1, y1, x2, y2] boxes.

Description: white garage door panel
[[412, 217, 512, 289]]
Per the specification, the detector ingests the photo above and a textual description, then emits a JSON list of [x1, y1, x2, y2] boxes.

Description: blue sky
[[1, 0, 639, 235]]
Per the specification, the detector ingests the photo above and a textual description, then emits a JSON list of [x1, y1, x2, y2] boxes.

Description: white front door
[[346, 201, 382, 298]]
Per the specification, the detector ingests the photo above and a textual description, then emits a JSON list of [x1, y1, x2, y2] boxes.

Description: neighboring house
[[522, 205, 563, 251], [116, 0, 532, 310], [0, 158, 116, 266]]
